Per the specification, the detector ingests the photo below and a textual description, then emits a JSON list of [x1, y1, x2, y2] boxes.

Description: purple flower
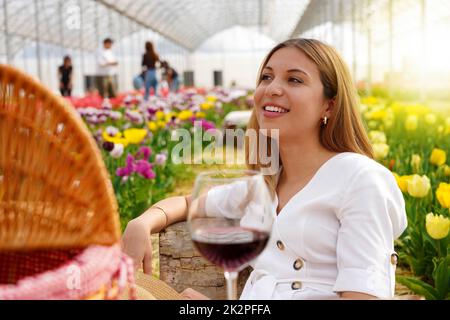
[[102, 141, 115, 151], [134, 159, 156, 179], [116, 166, 133, 177], [116, 152, 155, 180], [109, 111, 122, 120], [125, 110, 144, 125], [136, 146, 152, 161], [106, 126, 119, 137], [191, 119, 216, 131]]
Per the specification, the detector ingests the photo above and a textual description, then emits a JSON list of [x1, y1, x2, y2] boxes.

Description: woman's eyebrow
[[287, 68, 310, 78], [263, 66, 309, 78]]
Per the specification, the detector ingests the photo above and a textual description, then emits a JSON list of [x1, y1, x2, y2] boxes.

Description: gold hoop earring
[[322, 116, 328, 126]]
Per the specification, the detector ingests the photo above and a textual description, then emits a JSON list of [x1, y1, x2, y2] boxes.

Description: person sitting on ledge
[[121, 38, 407, 300]]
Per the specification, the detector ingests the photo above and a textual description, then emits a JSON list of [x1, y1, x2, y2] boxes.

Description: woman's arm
[[121, 195, 191, 274], [339, 292, 377, 300], [136, 195, 191, 234]]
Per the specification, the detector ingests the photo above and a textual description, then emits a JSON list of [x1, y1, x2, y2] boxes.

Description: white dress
[[204, 152, 408, 300]]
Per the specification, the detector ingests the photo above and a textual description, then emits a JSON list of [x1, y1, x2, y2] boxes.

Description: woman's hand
[[121, 218, 154, 275]]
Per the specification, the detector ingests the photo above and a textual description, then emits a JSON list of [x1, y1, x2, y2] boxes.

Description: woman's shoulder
[[333, 152, 390, 174], [330, 152, 397, 188]]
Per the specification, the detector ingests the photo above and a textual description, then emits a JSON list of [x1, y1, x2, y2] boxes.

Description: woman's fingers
[[142, 245, 153, 275]]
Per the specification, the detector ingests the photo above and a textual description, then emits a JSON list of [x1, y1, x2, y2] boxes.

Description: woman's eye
[[289, 77, 303, 84], [260, 74, 272, 81]]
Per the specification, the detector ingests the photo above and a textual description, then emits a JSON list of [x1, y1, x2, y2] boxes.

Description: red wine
[[192, 227, 269, 271]]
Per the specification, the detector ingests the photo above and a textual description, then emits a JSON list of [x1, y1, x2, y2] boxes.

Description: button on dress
[[205, 152, 407, 299]]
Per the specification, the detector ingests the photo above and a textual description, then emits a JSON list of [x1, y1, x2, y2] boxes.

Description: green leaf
[[396, 276, 439, 300], [433, 257, 450, 299]]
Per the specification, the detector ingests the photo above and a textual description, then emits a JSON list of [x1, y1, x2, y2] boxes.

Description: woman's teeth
[[263, 106, 289, 113]]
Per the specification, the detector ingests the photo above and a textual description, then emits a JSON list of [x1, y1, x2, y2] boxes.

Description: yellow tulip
[[195, 111, 206, 118], [407, 174, 430, 198], [372, 143, 389, 160], [369, 130, 387, 144], [123, 128, 148, 144], [157, 120, 167, 129], [361, 96, 378, 105], [177, 110, 194, 121], [102, 131, 129, 147], [405, 114, 418, 131], [383, 109, 395, 129], [396, 175, 413, 193], [430, 148, 446, 166], [148, 121, 158, 132], [426, 213, 450, 240], [410, 154, 421, 173], [165, 112, 177, 122], [425, 113, 437, 125], [102, 131, 122, 141], [445, 117, 450, 134], [206, 95, 218, 103], [155, 110, 165, 121], [436, 183, 450, 208], [200, 102, 214, 110], [443, 164, 450, 177]]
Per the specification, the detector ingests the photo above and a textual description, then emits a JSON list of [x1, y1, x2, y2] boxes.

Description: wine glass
[[187, 169, 275, 300]]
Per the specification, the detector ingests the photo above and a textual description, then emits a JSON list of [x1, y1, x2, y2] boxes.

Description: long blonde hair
[[245, 38, 373, 195]]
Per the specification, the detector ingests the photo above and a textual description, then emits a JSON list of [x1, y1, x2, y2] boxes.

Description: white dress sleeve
[[204, 180, 275, 230], [332, 166, 407, 298], [204, 181, 250, 219]]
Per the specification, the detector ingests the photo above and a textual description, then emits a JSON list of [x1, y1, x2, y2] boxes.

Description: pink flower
[[136, 146, 152, 161], [155, 153, 167, 165]]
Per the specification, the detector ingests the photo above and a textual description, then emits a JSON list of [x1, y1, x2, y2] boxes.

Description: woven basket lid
[[0, 64, 121, 250]]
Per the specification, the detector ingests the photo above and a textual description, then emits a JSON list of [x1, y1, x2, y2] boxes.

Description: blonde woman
[[122, 38, 407, 300]]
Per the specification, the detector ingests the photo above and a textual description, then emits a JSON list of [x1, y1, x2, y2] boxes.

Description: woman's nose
[[266, 80, 283, 97]]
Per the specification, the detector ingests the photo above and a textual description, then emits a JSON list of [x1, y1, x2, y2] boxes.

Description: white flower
[[110, 143, 124, 159]]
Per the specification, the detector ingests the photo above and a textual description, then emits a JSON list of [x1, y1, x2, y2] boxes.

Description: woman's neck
[[279, 139, 335, 184]]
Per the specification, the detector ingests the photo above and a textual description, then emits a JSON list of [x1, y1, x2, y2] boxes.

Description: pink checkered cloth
[[0, 244, 135, 300]]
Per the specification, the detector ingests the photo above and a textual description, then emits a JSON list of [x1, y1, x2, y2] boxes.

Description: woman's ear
[[326, 97, 336, 113]]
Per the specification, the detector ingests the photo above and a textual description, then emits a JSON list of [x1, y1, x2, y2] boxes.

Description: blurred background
[[0, 0, 449, 103]]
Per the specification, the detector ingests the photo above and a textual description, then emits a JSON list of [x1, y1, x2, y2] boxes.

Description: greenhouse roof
[[0, 0, 310, 54]]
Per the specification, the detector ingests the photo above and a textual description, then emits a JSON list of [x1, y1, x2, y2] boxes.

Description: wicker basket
[[0, 64, 135, 299]]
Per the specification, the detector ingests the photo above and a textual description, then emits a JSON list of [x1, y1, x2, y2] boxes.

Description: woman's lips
[[262, 109, 288, 119]]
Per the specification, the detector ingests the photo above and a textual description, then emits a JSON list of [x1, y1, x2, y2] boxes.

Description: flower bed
[[74, 89, 449, 299], [360, 96, 450, 299], [73, 88, 250, 228]]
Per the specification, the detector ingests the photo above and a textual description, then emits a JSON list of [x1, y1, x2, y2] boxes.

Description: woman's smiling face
[[254, 46, 330, 142]]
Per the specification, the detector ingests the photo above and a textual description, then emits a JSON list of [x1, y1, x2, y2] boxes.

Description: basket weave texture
[[0, 64, 134, 299], [0, 64, 120, 250]]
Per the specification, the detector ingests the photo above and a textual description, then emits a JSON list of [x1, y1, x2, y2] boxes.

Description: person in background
[[97, 38, 118, 98], [58, 55, 73, 97], [142, 41, 160, 100], [161, 60, 180, 93]]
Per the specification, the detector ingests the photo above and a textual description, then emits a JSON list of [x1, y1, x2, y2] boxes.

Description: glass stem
[[224, 271, 238, 300]]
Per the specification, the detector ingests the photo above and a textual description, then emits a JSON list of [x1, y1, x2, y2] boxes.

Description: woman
[[122, 39, 407, 300], [142, 41, 160, 100], [161, 60, 180, 93], [58, 55, 73, 96]]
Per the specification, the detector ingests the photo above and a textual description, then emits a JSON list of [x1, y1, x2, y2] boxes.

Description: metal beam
[[34, 0, 43, 79], [95, 0, 192, 51], [3, 0, 11, 63]]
